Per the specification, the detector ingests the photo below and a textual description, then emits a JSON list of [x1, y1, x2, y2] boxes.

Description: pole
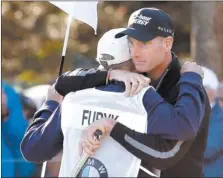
[[41, 15, 73, 178], [58, 15, 73, 76]]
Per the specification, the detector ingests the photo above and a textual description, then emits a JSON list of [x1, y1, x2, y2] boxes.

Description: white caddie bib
[[59, 87, 150, 177]]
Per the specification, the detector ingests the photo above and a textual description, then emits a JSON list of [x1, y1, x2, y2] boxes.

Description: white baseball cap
[[202, 66, 219, 90], [96, 28, 131, 67]]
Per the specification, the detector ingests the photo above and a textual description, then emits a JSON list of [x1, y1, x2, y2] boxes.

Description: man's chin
[[135, 66, 148, 73]]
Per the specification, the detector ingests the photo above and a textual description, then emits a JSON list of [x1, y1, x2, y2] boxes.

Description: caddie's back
[[59, 87, 150, 177]]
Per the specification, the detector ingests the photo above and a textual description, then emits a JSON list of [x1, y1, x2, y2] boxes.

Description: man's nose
[[130, 46, 140, 60]]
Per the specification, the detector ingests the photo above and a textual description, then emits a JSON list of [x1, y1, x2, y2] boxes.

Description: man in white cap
[[21, 27, 206, 177], [202, 66, 223, 177]]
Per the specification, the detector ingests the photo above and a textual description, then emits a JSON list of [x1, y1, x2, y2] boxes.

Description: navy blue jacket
[[21, 55, 210, 177], [21, 73, 207, 174]]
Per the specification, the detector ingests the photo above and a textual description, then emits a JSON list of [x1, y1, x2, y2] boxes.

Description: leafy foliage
[[2, 1, 223, 85]]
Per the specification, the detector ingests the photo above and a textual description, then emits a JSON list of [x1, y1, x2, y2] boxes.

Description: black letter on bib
[[96, 112, 103, 121], [82, 110, 89, 125]]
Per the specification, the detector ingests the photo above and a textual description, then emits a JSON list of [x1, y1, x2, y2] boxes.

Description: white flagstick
[[63, 15, 72, 56], [59, 15, 73, 76], [40, 15, 73, 178]]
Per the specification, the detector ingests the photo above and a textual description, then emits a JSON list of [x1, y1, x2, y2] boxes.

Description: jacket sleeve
[[20, 100, 63, 163], [143, 72, 206, 141], [110, 122, 192, 170], [110, 72, 208, 170], [55, 68, 108, 96]]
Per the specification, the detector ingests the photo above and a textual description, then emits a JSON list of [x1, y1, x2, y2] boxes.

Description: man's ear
[[164, 36, 174, 51]]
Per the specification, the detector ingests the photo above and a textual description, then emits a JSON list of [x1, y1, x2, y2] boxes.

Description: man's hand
[[78, 119, 116, 156], [109, 70, 151, 97], [46, 84, 63, 104], [181, 61, 204, 79]]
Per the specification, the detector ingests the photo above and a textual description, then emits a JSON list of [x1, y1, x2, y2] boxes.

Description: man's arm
[[142, 72, 205, 140], [110, 122, 191, 170], [80, 63, 208, 170], [55, 68, 107, 96], [80, 118, 191, 170], [55, 68, 150, 97], [21, 86, 63, 163], [109, 65, 207, 169]]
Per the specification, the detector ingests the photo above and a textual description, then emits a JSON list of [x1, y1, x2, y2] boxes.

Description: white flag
[[50, 1, 98, 34]]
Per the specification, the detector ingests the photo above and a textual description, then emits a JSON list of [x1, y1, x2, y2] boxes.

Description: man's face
[[128, 36, 166, 73]]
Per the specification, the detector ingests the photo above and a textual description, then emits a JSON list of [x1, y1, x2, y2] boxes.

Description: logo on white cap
[[98, 54, 115, 68], [98, 54, 115, 61]]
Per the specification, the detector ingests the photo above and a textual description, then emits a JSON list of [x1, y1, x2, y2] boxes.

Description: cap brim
[[115, 28, 157, 42]]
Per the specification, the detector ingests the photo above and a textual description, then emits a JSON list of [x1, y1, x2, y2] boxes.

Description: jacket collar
[[149, 52, 181, 103], [150, 52, 181, 91]]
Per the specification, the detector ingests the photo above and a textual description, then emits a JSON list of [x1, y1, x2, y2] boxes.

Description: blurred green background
[[2, 1, 223, 89]]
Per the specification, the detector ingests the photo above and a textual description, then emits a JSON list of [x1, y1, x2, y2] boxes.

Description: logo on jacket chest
[[82, 109, 119, 126]]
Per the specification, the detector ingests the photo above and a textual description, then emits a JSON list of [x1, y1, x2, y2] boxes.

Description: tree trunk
[[191, 2, 221, 76], [214, 2, 223, 79]]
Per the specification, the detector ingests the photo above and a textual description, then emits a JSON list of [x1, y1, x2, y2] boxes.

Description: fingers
[[133, 76, 151, 96], [181, 61, 204, 79], [142, 76, 151, 85], [134, 82, 146, 96], [129, 80, 139, 97], [79, 125, 103, 156], [124, 80, 131, 97], [87, 131, 100, 146], [80, 136, 101, 157], [79, 119, 114, 157], [127, 74, 151, 97], [46, 84, 63, 103], [81, 139, 95, 156], [109, 70, 151, 97]]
